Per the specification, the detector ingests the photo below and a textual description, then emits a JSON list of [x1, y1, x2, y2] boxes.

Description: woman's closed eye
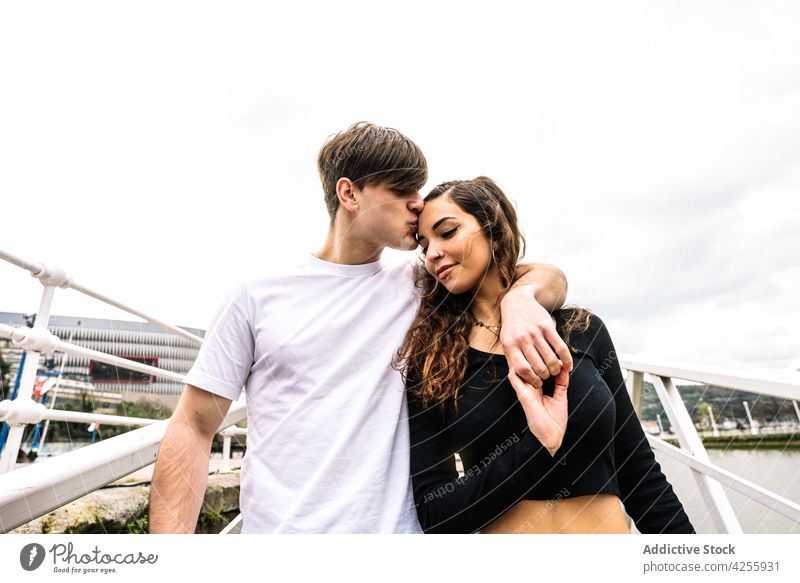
[[418, 227, 458, 256]]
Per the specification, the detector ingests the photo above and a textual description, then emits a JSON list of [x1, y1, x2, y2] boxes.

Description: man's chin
[[389, 237, 419, 252]]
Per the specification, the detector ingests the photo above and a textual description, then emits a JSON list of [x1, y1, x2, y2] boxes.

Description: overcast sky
[[1, 1, 798, 371]]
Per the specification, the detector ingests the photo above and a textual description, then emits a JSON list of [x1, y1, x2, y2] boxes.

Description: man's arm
[[499, 262, 572, 388], [511, 263, 568, 312], [149, 384, 232, 533]]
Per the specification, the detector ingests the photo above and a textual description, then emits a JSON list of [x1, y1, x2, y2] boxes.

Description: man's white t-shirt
[[184, 254, 423, 533]]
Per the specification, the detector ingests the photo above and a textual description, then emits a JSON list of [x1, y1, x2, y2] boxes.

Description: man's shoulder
[[242, 257, 315, 289], [239, 253, 419, 298], [379, 252, 419, 281]]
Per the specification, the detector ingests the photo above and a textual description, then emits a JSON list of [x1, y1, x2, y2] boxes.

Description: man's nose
[[408, 193, 424, 214]]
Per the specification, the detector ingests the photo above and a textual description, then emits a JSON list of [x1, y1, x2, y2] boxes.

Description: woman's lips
[[437, 264, 456, 279]]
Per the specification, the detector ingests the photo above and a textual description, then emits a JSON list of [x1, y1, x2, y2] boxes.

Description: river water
[[652, 449, 800, 534]]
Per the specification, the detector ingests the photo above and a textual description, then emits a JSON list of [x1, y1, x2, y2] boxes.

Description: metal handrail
[[0, 247, 203, 474], [647, 436, 800, 523], [0, 245, 250, 535], [0, 402, 159, 428], [2, 244, 798, 533], [0, 323, 185, 382], [0, 247, 203, 345], [0, 399, 247, 533], [619, 355, 800, 534], [620, 355, 799, 400]]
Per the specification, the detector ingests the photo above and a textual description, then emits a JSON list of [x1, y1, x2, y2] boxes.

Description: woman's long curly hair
[[394, 176, 591, 412]]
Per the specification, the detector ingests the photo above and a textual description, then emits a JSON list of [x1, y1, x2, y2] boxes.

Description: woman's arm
[[587, 316, 696, 534], [407, 388, 567, 534]]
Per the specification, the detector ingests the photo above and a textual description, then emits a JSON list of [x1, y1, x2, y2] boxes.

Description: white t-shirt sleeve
[[184, 283, 254, 401], [400, 256, 424, 298], [383, 254, 423, 297]]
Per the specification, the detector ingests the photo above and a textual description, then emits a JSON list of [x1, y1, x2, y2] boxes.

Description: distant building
[[0, 312, 204, 409]]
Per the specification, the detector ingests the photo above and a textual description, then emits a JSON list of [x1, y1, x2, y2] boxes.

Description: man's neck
[[316, 225, 384, 265]]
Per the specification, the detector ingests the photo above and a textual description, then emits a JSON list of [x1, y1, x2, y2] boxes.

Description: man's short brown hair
[[317, 122, 428, 222]]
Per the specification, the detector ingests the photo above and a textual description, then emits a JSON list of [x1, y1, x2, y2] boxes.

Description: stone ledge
[[10, 472, 240, 534]]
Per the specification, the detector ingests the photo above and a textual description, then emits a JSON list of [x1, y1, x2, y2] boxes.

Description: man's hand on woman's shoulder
[[499, 279, 573, 389]]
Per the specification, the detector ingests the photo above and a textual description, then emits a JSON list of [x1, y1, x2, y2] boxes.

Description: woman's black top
[[406, 313, 695, 534]]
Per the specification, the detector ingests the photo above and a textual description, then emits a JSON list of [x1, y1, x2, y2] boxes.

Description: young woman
[[396, 177, 694, 534]]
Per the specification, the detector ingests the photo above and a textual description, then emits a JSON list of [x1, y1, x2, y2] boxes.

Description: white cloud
[[1, 1, 798, 370]]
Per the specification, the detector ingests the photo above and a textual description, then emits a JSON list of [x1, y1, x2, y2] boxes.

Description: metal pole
[[221, 435, 232, 473], [651, 375, 743, 533], [0, 286, 56, 473], [708, 405, 720, 437], [626, 370, 644, 416], [28, 389, 47, 458], [743, 401, 759, 436], [39, 327, 77, 453], [0, 346, 29, 454], [0, 247, 203, 346], [793, 401, 800, 425], [623, 369, 645, 534], [0, 324, 185, 383]]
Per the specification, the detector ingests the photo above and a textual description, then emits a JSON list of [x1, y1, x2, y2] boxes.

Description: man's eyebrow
[[432, 216, 456, 230]]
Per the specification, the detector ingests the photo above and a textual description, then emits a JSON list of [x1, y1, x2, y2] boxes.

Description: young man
[[149, 122, 572, 533]]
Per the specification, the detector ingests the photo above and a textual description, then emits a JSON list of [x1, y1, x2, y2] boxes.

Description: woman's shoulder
[[556, 308, 612, 355], [555, 307, 605, 332]]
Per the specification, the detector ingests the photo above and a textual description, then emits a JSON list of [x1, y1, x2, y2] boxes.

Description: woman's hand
[[507, 367, 569, 457]]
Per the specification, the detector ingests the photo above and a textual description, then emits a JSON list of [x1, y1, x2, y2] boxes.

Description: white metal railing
[[620, 355, 800, 534], [0, 248, 203, 345], [2, 246, 799, 534], [0, 322, 187, 382], [646, 437, 800, 523], [0, 247, 204, 474], [0, 399, 160, 428], [0, 247, 248, 534], [0, 400, 247, 533]]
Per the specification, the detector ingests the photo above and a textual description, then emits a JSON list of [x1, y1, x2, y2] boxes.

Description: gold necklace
[[472, 314, 500, 336]]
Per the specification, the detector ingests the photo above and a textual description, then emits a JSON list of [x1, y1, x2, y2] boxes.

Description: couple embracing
[[150, 122, 693, 534]]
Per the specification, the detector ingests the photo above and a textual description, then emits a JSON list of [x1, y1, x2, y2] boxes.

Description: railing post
[[0, 285, 57, 474], [623, 370, 645, 532], [708, 405, 720, 437], [0, 345, 28, 455], [221, 435, 232, 473], [651, 375, 743, 533], [743, 401, 759, 435], [626, 370, 644, 416], [39, 329, 76, 454]]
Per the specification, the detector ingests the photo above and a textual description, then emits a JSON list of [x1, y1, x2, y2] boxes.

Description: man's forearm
[[511, 263, 568, 312], [149, 418, 214, 533]]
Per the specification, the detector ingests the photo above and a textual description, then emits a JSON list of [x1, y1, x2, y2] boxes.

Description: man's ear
[[336, 177, 359, 213]]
